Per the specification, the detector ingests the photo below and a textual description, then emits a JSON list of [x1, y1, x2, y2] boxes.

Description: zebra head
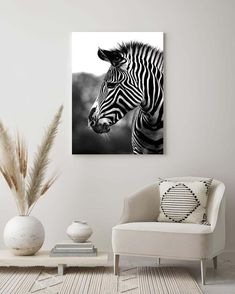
[[88, 45, 143, 134]]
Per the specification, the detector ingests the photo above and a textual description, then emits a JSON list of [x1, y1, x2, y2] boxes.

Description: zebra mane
[[117, 41, 160, 54], [115, 41, 163, 71]]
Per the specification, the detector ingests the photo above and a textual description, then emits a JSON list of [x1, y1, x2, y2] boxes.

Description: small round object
[[4, 216, 45, 256], [66, 221, 93, 242]]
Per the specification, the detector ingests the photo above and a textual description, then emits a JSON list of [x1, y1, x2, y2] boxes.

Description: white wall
[[0, 0, 234, 252]]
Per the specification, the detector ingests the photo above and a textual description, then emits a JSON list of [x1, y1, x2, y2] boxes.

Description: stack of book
[[50, 240, 97, 257]]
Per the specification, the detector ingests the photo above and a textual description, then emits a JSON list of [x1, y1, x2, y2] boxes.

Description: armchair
[[112, 177, 225, 285]]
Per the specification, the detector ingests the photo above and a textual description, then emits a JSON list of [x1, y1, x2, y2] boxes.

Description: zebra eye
[[106, 82, 117, 89]]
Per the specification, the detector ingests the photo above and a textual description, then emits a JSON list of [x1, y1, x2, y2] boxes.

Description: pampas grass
[[0, 105, 63, 215]]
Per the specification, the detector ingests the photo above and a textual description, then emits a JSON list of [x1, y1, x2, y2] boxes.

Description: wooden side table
[[0, 250, 108, 275]]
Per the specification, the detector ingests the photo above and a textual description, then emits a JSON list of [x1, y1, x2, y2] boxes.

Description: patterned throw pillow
[[157, 178, 213, 224]]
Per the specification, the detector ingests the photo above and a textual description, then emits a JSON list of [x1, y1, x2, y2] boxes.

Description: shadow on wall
[[72, 72, 134, 154]]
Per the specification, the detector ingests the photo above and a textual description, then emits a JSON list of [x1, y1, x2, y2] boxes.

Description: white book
[[50, 248, 97, 257], [53, 247, 95, 253], [55, 240, 93, 248]]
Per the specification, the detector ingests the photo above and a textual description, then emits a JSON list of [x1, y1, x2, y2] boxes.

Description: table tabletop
[[0, 250, 108, 267]]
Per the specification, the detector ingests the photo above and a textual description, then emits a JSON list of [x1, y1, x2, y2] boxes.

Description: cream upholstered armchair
[[112, 177, 225, 285]]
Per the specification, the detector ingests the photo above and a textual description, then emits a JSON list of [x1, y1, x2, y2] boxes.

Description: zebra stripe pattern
[[88, 41, 164, 154]]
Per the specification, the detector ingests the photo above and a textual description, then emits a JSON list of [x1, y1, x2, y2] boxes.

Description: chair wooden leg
[[200, 259, 206, 285], [213, 256, 217, 270], [114, 254, 119, 275]]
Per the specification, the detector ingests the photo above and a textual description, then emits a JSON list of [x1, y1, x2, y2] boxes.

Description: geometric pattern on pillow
[[200, 178, 213, 195], [161, 183, 200, 222], [157, 180, 212, 224]]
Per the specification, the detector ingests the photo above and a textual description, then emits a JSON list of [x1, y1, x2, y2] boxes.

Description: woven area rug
[[0, 266, 202, 294]]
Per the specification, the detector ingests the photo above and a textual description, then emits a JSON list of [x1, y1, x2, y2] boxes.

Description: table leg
[[58, 264, 66, 275]]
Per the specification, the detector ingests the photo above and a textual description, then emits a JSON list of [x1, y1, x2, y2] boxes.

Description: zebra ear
[[97, 48, 124, 66]]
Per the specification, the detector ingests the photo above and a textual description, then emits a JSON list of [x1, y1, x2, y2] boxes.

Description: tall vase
[[3, 216, 45, 256]]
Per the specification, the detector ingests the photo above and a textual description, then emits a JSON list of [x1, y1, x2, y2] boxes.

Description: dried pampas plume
[[0, 105, 63, 215]]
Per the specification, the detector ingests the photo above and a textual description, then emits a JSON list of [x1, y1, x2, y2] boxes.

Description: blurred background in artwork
[[72, 72, 134, 154]]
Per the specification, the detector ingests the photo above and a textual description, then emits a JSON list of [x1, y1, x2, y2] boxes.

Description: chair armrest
[[210, 196, 226, 254], [207, 182, 225, 230], [207, 182, 226, 254], [119, 184, 160, 224]]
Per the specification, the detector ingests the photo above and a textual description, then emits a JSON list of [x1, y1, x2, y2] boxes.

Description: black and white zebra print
[[88, 41, 164, 154]]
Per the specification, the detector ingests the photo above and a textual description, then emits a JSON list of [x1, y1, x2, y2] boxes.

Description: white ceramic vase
[[66, 221, 92, 242], [4, 216, 45, 256]]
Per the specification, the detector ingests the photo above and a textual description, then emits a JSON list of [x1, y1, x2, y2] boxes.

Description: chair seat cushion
[[112, 222, 213, 259]]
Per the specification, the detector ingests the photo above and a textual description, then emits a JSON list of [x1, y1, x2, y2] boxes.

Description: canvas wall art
[[72, 32, 164, 154]]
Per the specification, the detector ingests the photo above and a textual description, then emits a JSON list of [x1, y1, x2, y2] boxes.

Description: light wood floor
[[115, 252, 235, 294]]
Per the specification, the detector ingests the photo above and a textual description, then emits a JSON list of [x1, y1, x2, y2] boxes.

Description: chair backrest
[[120, 177, 225, 226]]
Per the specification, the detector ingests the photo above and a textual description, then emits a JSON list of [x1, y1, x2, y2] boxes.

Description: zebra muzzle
[[88, 107, 111, 134], [92, 121, 110, 134]]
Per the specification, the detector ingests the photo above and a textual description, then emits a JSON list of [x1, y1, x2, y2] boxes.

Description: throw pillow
[[157, 178, 213, 224]]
